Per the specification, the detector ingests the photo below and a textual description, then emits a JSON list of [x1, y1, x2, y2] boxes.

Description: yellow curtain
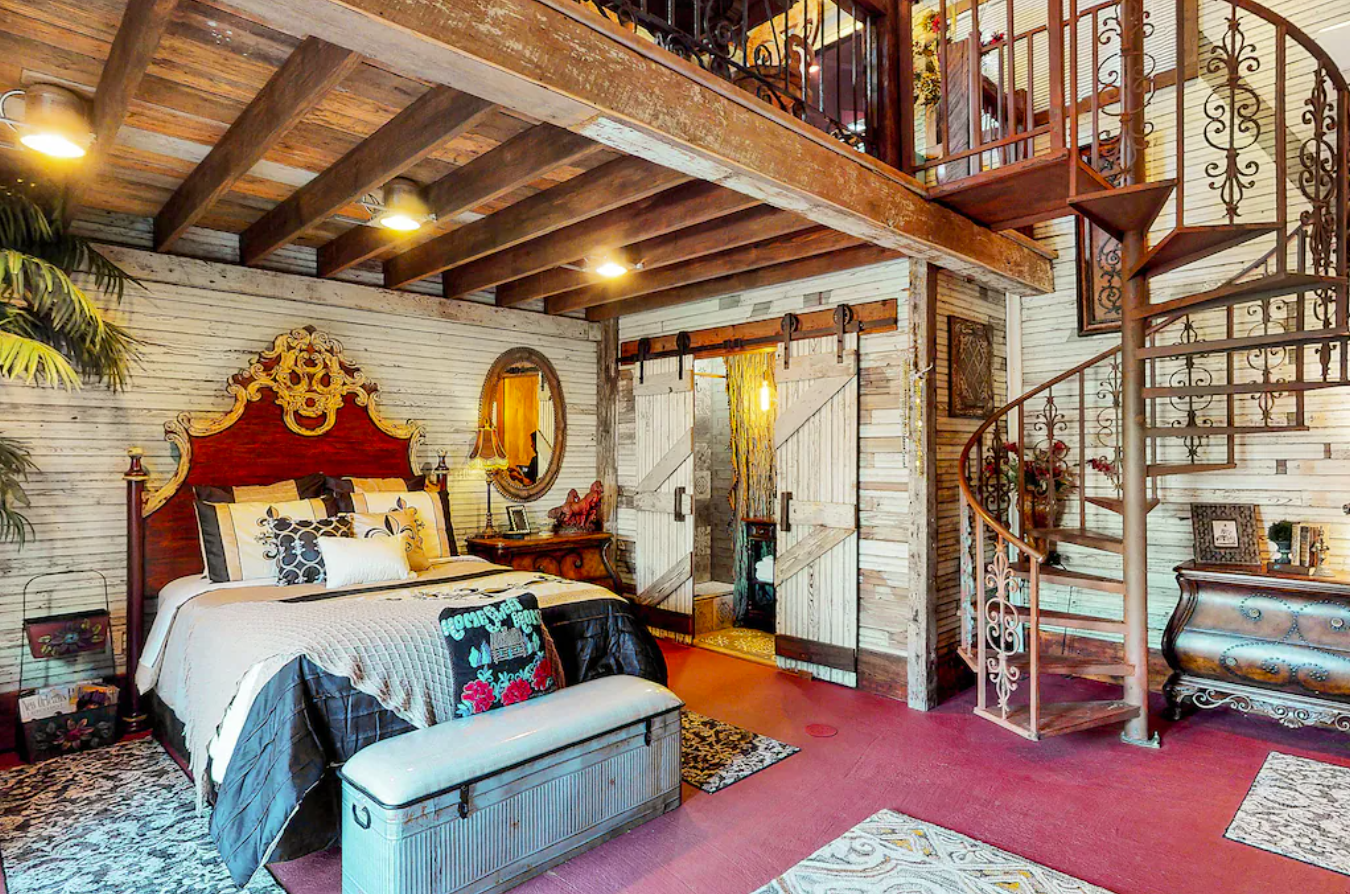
[[499, 373, 540, 468]]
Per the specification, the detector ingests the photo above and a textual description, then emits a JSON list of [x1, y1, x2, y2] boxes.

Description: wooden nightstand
[[465, 531, 622, 593]]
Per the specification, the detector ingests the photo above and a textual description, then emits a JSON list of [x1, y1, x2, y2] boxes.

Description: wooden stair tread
[[1144, 379, 1350, 398], [929, 151, 1113, 231], [1147, 461, 1236, 477], [1126, 223, 1279, 280], [1008, 653, 1134, 676], [1067, 179, 1176, 240], [1145, 272, 1346, 319], [1036, 608, 1127, 634], [1026, 526, 1124, 554], [1000, 701, 1142, 738], [1146, 424, 1310, 437], [1139, 326, 1350, 360], [1086, 496, 1160, 515], [1010, 560, 1127, 594]]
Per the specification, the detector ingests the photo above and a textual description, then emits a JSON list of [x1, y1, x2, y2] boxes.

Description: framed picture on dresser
[[1191, 503, 1260, 565]]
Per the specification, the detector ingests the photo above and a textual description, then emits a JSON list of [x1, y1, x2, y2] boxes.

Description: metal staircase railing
[[955, 0, 1350, 743]]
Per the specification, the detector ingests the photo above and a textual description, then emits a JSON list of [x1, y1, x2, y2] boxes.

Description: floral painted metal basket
[[20, 703, 119, 762], [21, 571, 111, 659]]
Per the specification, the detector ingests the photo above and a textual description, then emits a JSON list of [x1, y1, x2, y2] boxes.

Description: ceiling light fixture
[[0, 84, 94, 160], [376, 177, 430, 231]]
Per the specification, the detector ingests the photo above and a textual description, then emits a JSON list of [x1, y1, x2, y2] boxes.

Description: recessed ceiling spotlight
[[376, 177, 431, 231]]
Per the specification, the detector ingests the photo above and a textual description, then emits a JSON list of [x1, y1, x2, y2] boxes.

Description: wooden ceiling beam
[[549, 227, 859, 314], [221, 0, 1054, 294], [477, 182, 759, 304], [240, 86, 495, 266], [587, 244, 902, 321], [384, 155, 684, 289], [64, 0, 180, 219], [154, 37, 361, 252], [317, 124, 597, 278], [496, 205, 812, 306]]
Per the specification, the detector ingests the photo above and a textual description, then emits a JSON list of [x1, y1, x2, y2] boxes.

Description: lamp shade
[[468, 421, 509, 471]]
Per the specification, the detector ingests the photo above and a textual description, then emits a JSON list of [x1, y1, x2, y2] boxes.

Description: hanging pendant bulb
[[759, 376, 772, 413]]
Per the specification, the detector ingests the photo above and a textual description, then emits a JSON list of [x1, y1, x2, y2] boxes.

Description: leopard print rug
[[680, 709, 800, 794]]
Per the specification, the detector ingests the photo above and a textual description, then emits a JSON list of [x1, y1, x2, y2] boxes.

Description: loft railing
[[575, 0, 888, 158]]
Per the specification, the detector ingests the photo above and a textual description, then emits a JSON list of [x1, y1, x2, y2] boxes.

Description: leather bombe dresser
[[1163, 561, 1350, 733]]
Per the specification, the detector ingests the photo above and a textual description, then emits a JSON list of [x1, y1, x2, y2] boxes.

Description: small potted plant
[[1267, 519, 1294, 566]]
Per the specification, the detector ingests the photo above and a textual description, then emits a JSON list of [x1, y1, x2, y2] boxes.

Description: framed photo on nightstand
[[505, 505, 531, 537]]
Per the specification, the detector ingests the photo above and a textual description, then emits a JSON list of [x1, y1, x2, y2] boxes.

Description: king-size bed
[[124, 328, 665, 886]]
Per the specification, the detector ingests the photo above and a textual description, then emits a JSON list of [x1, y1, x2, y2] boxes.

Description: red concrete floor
[[273, 640, 1350, 894]]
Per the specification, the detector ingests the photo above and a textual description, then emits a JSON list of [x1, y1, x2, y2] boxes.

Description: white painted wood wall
[[1, 244, 600, 691], [617, 260, 913, 679]]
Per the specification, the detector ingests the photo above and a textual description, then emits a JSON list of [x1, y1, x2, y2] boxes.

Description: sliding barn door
[[774, 338, 859, 686], [633, 357, 695, 640]]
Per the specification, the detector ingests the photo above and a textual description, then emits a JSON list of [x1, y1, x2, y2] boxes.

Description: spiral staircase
[[933, 0, 1350, 743]]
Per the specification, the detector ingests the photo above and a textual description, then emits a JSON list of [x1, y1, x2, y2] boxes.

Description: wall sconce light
[[0, 84, 94, 160], [372, 177, 431, 232]]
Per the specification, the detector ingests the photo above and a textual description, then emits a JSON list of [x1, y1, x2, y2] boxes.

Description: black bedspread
[[208, 595, 666, 885]]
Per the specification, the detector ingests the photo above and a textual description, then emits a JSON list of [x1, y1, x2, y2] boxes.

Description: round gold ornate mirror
[[478, 347, 566, 502]]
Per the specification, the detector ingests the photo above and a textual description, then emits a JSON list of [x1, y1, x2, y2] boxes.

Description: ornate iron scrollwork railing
[[574, 0, 881, 156]]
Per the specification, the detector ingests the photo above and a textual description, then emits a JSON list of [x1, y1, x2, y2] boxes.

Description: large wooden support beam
[[474, 182, 757, 303], [65, 0, 179, 218], [219, 0, 1054, 294], [384, 156, 684, 289], [501, 206, 811, 306], [240, 87, 495, 266], [317, 124, 597, 278], [587, 244, 899, 320], [550, 228, 860, 314], [906, 259, 939, 711], [155, 37, 361, 251]]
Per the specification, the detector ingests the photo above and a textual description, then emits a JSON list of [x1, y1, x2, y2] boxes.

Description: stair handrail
[[1227, 0, 1350, 96], [957, 310, 1189, 562]]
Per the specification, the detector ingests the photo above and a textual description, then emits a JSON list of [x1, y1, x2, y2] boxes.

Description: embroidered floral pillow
[[439, 594, 560, 718]]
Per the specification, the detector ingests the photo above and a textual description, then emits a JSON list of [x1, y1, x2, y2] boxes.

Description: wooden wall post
[[907, 260, 940, 709], [597, 319, 620, 528], [123, 448, 149, 733]]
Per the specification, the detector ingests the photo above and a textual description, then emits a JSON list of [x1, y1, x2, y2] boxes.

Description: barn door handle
[[780, 491, 792, 532], [673, 486, 686, 522]]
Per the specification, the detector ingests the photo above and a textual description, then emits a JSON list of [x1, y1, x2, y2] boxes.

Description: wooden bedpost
[[123, 447, 149, 733]]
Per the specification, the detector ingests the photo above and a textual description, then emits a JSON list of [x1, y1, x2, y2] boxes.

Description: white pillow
[[317, 535, 414, 589]]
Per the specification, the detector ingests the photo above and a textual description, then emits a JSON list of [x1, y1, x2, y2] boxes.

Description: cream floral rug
[[0, 737, 282, 894], [753, 809, 1115, 893], [1226, 751, 1350, 876]]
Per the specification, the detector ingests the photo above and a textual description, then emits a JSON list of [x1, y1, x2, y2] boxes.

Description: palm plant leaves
[[1, 181, 142, 543], [0, 435, 35, 546]]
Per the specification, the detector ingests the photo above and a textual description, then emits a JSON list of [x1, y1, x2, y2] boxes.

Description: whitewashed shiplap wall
[[616, 259, 913, 674], [1, 246, 600, 691]]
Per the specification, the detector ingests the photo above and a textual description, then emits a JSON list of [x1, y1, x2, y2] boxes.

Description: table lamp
[[467, 421, 509, 536]]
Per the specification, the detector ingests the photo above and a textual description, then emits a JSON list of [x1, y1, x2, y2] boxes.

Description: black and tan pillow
[[194, 473, 325, 505], [349, 508, 430, 572], [337, 489, 456, 559], [267, 515, 354, 585], [324, 475, 427, 497], [195, 497, 334, 582]]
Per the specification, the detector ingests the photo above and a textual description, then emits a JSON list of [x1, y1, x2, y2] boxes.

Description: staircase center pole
[[1119, 0, 1156, 747]]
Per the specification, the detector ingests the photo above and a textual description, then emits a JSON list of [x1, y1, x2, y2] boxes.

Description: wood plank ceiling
[[0, 0, 897, 318]]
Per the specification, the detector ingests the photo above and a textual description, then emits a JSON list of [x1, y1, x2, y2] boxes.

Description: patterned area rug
[[697, 627, 777, 663], [681, 709, 800, 794], [0, 737, 283, 894], [753, 809, 1116, 893], [1225, 751, 1350, 876]]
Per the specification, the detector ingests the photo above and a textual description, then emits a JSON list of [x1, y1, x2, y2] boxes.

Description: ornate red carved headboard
[[121, 327, 434, 727]]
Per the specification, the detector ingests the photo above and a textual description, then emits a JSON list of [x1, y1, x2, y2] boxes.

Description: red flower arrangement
[[501, 678, 533, 706], [461, 679, 496, 714]]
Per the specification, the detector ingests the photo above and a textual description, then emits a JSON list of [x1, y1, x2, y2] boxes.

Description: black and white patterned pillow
[[266, 516, 354, 585]]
